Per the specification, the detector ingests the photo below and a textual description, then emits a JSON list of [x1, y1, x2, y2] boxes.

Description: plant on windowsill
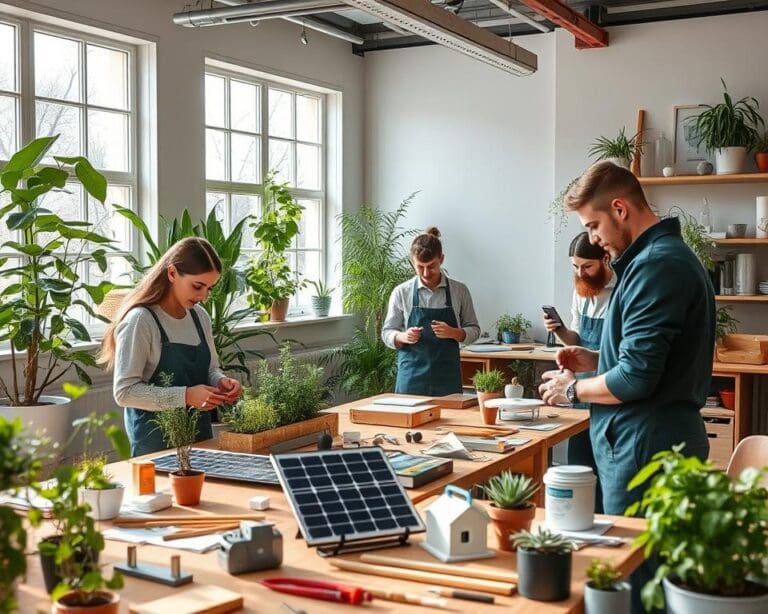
[[495, 313, 532, 344], [583, 559, 631, 614], [219, 344, 335, 453], [512, 527, 575, 602], [245, 174, 305, 322], [471, 369, 505, 424], [588, 127, 644, 170], [690, 78, 764, 175], [625, 444, 768, 613], [482, 472, 539, 552], [308, 280, 334, 318], [754, 131, 768, 172], [0, 136, 118, 447]]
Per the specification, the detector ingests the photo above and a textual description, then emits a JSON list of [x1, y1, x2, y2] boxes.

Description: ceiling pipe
[[172, 0, 343, 27], [487, 0, 551, 33], [189, 7, 345, 26]]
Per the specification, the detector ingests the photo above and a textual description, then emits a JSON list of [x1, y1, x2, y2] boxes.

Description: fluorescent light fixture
[[342, 0, 537, 75]]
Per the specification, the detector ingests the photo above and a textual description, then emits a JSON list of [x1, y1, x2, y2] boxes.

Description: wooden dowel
[[113, 514, 263, 526], [329, 559, 516, 596], [360, 554, 518, 583], [162, 523, 240, 541], [632, 109, 646, 176]]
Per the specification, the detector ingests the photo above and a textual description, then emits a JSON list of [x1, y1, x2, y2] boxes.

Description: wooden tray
[[715, 334, 768, 365], [218, 413, 338, 453]]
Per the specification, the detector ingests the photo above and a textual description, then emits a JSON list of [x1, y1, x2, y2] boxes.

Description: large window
[[204, 66, 325, 312], [0, 16, 137, 325]]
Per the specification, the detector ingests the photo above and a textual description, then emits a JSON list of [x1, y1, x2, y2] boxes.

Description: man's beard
[[574, 267, 608, 298]]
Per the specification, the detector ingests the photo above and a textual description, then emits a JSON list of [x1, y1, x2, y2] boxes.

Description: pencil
[[366, 588, 450, 609], [162, 523, 239, 541]]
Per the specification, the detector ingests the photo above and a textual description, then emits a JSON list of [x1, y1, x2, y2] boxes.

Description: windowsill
[[0, 313, 355, 362]]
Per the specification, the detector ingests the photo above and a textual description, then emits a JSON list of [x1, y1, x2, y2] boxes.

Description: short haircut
[[569, 232, 607, 260], [565, 161, 648, 212]]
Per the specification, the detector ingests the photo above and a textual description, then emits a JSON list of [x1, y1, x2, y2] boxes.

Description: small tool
[[219, 521, 282, 575], [261, 578, 371, 605], [405, 430, 423, 443], [427, 586, 495, 603], [372, 433, 399, 446], [317, 432, 333, 450], [114, 546, 193, 586], [367, 587, 450, 609]]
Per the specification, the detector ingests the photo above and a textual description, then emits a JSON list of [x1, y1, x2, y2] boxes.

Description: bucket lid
[[544, 465, 596, 484]]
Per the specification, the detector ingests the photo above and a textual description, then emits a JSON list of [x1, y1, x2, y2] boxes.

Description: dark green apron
[[124, 307, 214, 457], [568, 299, 604, 513], [394, 278, 462, 396]]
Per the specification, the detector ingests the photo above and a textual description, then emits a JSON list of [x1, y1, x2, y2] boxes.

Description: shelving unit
[[639, 172, 768, 186], [713, 238, 768, 245], [715, 295, 768, 302]]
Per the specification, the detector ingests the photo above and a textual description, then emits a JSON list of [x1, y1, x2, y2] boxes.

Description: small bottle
[[699, 197, 712, 234], [132, 460, 156, 496], [654, 132, 671, 176]]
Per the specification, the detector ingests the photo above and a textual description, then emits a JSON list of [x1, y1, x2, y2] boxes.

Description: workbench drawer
[[702, 413, 733, 470]]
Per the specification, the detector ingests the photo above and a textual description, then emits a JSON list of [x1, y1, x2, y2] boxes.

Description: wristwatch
[[566, 380, 579, 406]]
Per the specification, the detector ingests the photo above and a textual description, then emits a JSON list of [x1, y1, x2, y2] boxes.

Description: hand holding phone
[[542, 305, 564, 329]]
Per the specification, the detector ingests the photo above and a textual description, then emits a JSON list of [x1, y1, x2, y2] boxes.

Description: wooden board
[[130, 584, 243, 614], [349, 404, 441, 428], [433, 393, 478, 408]]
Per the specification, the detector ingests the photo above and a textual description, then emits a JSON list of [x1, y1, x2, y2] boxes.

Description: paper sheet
[[102, 527, 222, 553]]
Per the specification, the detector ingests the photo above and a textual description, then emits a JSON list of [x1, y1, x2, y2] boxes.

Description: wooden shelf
[[713, 361, 768, 375], [714, 238, 768, 245], [715, 295, 768, 302], [639, 173, 768, 186]]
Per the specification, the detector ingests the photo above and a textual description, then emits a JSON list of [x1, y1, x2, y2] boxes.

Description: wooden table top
[[461, 344, 560, 362]]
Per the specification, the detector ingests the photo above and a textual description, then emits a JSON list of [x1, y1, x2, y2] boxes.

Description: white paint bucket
[[543, 465, 596, 531]]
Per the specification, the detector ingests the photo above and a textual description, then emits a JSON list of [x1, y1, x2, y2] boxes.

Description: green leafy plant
[[308, 279, 334, 298], [512, 527, 576, 554], [754, 131, 768, 154], [691, 79, 764, 152], [246, 174, 304, 308], [483, 472, 539, 510], [472, 369, 505, 393], [0, 136, 118, 406], [150, 372, 199, 475], [715, 305, 739, 343], [626, 444, 768, 611], [549, 175, 580, 241], [588, 128, 643, 162], [495, 313, 531, 335], [331, 330, 399, 398], [0, 417, 46, 613], [225, 344, 327, 433], [72, 403, 130, 490], [669, 206, 715, 271], [586, 559, 623, 591]]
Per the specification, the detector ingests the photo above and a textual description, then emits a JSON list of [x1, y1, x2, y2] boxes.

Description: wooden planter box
[[716, 334, 768, 365], [218, 413, 339, 454]]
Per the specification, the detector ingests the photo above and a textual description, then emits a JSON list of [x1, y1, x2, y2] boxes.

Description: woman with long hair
[[100, 237, 242, 456]]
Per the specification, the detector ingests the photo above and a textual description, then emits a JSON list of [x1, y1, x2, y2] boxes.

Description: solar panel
[[272, 447, 425, 551], [151, 449, 280, 485]]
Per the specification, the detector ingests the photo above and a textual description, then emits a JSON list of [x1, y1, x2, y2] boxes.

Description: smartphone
[[542, 305, 564, 328]]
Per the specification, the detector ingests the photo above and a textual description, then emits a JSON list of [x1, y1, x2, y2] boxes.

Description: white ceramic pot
[[715, 147, 747, 175], [663, 577, 768, 614], [584, 581, 631, 614], [0, 395, 71, 450], [78, 484, 125, 520], [504, 383, 524, 398]]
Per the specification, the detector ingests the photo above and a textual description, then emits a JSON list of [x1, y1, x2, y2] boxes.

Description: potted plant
[[691, 79, 764, 175], [508, 359, 535, 398], [754, 131, 768, 173], [151, 374, 206, 506], [512, 527, 575, 602], [670, 206, 716, 271], [483, 472, 539, 551], [588, 128, 643, 169], [626, 444, 768, 613], [471, 369, 505, 424], [584, 559, 631, 614], [0, 136, 117, 447], [0, 417, 45, 613], [219, 345, 336, 453], [246, 174, 304, 322], [715, 305, 739, 345], [308, 280, 334, 318], [495, 313, 532, 344]]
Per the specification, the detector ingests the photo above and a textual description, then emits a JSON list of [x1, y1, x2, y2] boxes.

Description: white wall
[[365, 12, 768, 338]]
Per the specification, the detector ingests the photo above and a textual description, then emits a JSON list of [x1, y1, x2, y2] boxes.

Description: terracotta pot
[[269, 298, 289, 322], [52, 590, 120, 614], [476, 391, 502, 425], [755, 152, 768, 173], [487, 502, 536, 551], [169, 470, 205, 506], [480, 404, 499, 425]]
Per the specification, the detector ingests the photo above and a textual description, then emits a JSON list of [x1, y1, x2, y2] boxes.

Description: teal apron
[[124, 307, 214, 457], [568, 299, 604, 513], [394, 278, 462, 396]]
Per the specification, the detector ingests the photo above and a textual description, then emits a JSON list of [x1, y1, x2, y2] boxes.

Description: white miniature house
[[421, 485, 494, 562]]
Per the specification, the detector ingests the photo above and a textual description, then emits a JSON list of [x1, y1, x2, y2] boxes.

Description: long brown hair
[[99, 237, 222, 369], [410, 226, 443, 261]]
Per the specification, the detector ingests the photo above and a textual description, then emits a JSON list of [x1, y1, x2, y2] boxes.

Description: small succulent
[[471, 369, 505, 393], [484, 472, 539, 510], [586, 559, 623, 591], [512, 527, 575, 554]]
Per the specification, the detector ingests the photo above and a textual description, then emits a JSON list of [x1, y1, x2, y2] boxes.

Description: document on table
[[518, 422, 560, 431], [102, 527, 222, 553]]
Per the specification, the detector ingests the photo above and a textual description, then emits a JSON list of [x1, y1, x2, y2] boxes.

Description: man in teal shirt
[[540, 162, 713, 612]]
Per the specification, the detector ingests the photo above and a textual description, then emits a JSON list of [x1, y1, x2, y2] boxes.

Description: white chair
[[726, 435, 768, 487]]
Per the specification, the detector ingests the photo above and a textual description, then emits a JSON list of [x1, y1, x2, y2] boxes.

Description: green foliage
[[308, 279, 334, 298], [754, 131, 768, 154], [495, 313, 531, 334], [225, 345, 327, 433], [150, 372, 199, 474], [329, 330, 398, 398], [483, 472, 539, 509], [472, 369, 505, 393], [246, 174, 304, 307], [588, 128, 643, 162], [512, 527, 575, 554], [625, 444, 768, 611], [0, 136, 118, 405], [549, 176, 580, 241], [586, 559, 623, 591], [116, 207, 280, 383], [715, 305, 739, 343], [692, 79, 764, 151], [71, 411, 130, 490], [0, 417, 45, 614], [669, 206, 715, 271]]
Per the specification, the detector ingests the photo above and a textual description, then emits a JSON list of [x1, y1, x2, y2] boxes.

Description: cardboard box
[[349, 403, 441, 428]]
